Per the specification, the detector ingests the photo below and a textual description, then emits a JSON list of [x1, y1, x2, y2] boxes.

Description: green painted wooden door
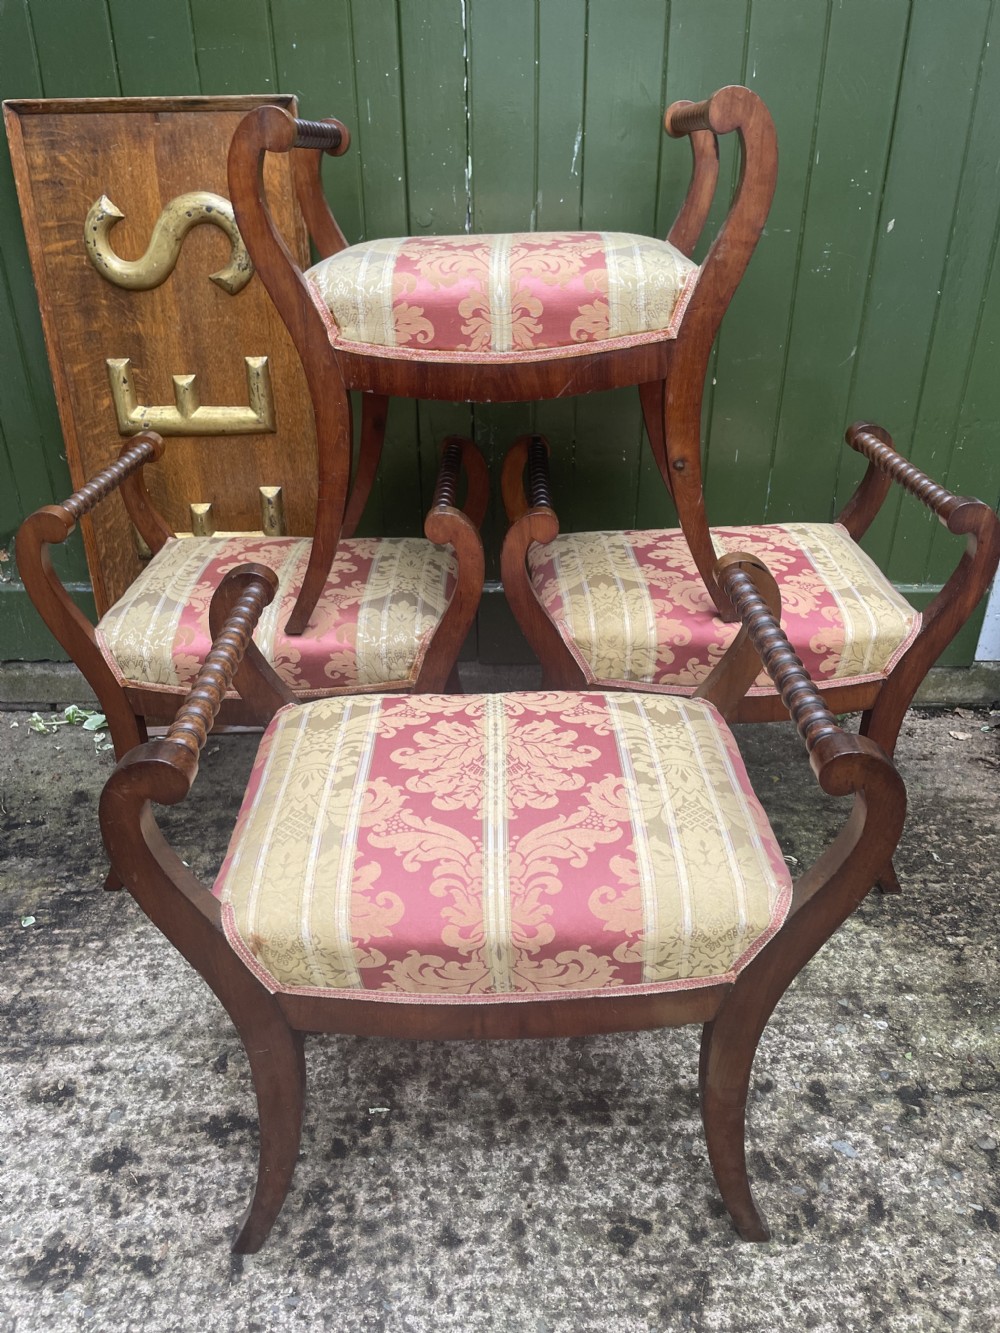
[[2, 0, 997, 663]]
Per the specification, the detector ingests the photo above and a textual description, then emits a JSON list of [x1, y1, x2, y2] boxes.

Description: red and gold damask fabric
[[527, 523, 921, 690], [216, 691, 791, 1002], [305, 232, 699, 359], [95, 535, 456, 695]]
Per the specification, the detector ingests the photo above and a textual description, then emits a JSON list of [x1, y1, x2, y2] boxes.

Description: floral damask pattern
[[217, 691, 791, 1003], [527, 523, 921, 689], [306, 231, 699, 356], [95, 534, 456, 695]]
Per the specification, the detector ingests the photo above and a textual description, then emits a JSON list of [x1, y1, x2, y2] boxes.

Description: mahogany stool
[[226, 86, 777, 635], [100, 558, 904, 1251]]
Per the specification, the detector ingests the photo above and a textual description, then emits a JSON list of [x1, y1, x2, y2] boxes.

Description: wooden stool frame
[[17, 429, 488, 759], [500, 422, 1000, 767], [226, 87, 777, 635], [99, 558, 904, 1252]]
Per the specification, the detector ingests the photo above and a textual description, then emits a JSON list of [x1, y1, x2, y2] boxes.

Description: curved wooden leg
[[341, 393, 389, 539], [232, 1022, 307, 1254], [699, 1019, 770, 1241], [286, 382, 353, 636], [417, 440, 488, 692], [859, 707, 903, 894], [638, 379, 671, 495], [104, 708, 147, 890], [660, 393, 737, 622]]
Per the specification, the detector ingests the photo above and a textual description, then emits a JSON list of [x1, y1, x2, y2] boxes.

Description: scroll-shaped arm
[[102, 564, 280, 813], [419, 437, 489, 690], [656, 88, 778, 623], [499, 435, 586, 690], [697, 554, 906, 1244], [665, 105, 720, 258], [664, 86, 778, 327], [15, 432, 169, 757], [837, 421, 1000, 753], [289, 118, 353, 259], [229, 105, 357, 637], [99, 566, 291, 1090]]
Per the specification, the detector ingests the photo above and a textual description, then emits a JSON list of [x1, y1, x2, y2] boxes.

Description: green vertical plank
[[653, 0, 751, 244], [534, 0, 586, 234], [397, 0, 469, 235], [532, 0, 588, 535], [270, 0, 364, 245], [2, 0, 116, 493], [106, 0, 200, 96], [344, 2, 415, 538], [187, 0, 277, 93], [578, 0, 668, 238], [468, 0, 537, 572], [0, 258, 62, 523], [841, 0, 992, 571], [926, 238, 1000, 596], [398, 0, 474, 515], [637, 0, 751, 529], [468, 0, 536, 232], [765, 0, 910, 524], [29, 0, 121, 98], [0, 1, 75, 532], [569, 0, 668, 533], [895, 4, 1000, 586], [702, 0, 828, 525], [351, 0, 408, 239], [271, 2, 410, 535], [0, 3, 97, 634]]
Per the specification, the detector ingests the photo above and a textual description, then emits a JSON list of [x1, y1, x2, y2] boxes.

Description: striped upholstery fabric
[[216, 691, 792, 1002], [527, 523, 921, 691], [306, 232, 699, 359], [96, 535, 456, 696]]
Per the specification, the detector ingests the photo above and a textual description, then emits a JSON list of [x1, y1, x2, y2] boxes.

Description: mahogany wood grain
[[340, 393, 389, 539], [665, 114, 721, 259], [660, 86, 779, 618]]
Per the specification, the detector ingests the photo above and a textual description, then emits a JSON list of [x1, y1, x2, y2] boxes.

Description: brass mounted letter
[[259, 486, 286, 537], [84, 192, 253, 294], [107, 357, 276, 436]]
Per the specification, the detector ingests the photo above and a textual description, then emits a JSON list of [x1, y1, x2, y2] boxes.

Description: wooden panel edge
[[2, 94, 298, 116]]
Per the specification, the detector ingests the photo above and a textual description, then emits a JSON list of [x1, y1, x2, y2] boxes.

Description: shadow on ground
[[1, 674, 998, 1331]]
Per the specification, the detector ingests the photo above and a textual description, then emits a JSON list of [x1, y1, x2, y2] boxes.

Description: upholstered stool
[[100, 560, 906, 1251], [228, 86, 777, 633], [97, 533, 457, 698], [18, 431, 488, 759], [305, 231, 699, 360], [526, 522, 919, 694], [216, 689, 790, 1000], [501, 428, 1000, 758]]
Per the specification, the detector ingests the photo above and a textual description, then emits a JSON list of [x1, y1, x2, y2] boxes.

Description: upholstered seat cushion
[[306, 232, 699, 359], [96, 535, 456, 695], [215, 691, 791, 1002], [527, 523, 921, 691]]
